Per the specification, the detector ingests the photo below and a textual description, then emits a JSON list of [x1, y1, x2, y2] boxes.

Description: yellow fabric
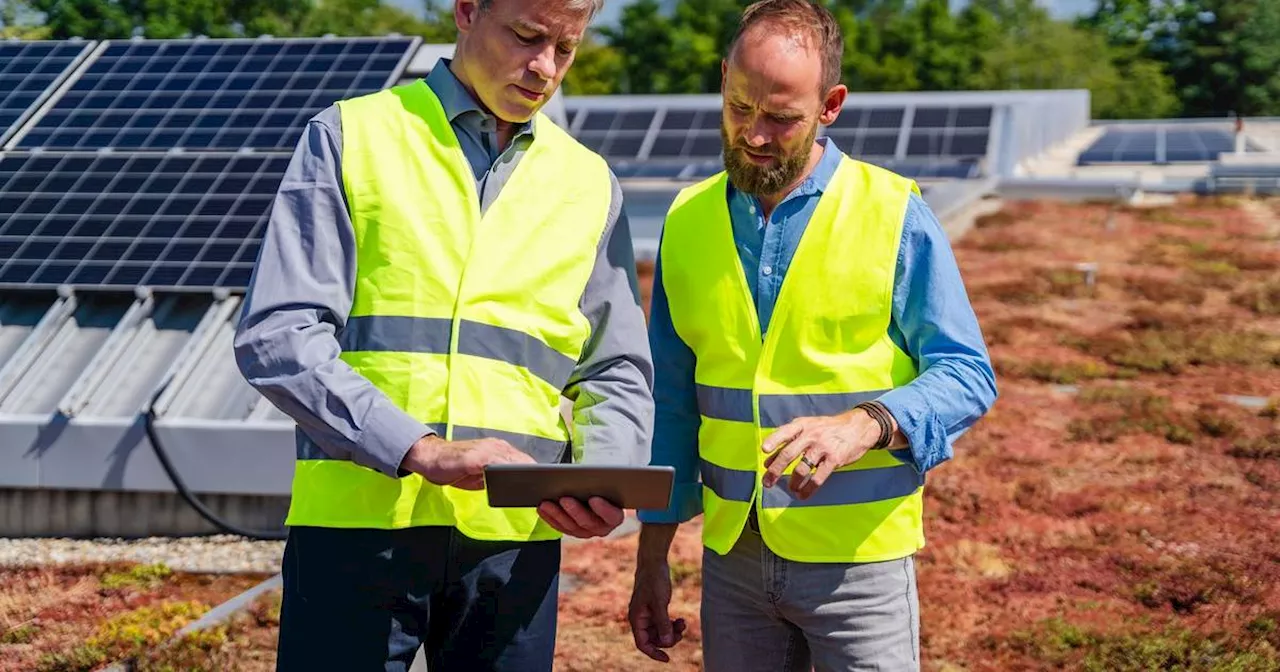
[[660, 157, 925, 562], [286, 81, 613, 540]]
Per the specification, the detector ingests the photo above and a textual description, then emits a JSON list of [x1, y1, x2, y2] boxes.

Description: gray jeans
[[701, 520, 920, 672]]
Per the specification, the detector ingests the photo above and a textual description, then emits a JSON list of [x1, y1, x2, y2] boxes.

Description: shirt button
[[763, 265, 773, 276], [748, 205, 757, 215]]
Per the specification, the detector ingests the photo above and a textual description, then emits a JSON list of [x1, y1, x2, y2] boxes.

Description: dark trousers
[[276, 525, 561, 672]]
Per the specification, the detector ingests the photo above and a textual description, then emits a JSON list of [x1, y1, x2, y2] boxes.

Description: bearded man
[[626, 1, 997, 670]]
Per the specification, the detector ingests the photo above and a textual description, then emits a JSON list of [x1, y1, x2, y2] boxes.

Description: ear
[[720, 59, 728, 93], [818, 84, 848, 127], [455, 0, 479, 33]]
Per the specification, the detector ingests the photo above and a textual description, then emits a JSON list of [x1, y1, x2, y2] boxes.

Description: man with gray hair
[[628, 0, 996, 670], [235, 0, 652, 670]]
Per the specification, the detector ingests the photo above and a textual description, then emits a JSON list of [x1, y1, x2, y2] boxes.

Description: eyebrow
[[513, 20, 546, 34], [728, 96, 804, 119], [513, 19, 582, 46]]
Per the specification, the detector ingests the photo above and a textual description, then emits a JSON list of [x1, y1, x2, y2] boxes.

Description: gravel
[[0, 535, 284, 574], [0, 516, 641, 575]]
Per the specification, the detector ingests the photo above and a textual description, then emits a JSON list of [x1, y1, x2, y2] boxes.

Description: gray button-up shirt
[[234, 59, 655, 478]]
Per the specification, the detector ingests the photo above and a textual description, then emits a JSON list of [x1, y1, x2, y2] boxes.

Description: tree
[[0, 0, 52, 37], [1086, 0, 1280, 117], [1166, 0, 1280, 116], [28, 0, 308, 38], [563, 34, 623, 95], [292, 0, 452, 39], [599, 0, 675, 93], [1101, 56, 1179, 119], [25, 0, 456, 40]]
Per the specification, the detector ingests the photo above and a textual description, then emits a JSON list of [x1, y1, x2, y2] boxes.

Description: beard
[[721, 121, 818, 197]]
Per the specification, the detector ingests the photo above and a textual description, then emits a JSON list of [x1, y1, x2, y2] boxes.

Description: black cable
[[144, 406, 287, 541]]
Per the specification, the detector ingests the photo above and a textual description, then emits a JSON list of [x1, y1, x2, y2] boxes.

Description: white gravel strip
[[0, 535, 284, 574], [0, 516, 640, 575]]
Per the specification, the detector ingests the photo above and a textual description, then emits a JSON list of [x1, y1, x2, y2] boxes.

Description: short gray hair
[[477, 0, 605, 19]]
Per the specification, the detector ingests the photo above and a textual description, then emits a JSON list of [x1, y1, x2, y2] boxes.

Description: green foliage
[[34, 645, 107, 672], [22, 0, 455, 40], [89, 601, 206, 652], [1067, 386, 1195, 444], [0, 0, 52, 37], [563, 34, 624, 95], [27, 0, 310, 39], [100, 563, 173, 590], [0, 622, 39, 644], [1009, 616, 1280, 670], [669, 559, 701, 586], [135, 626, 229, 672], [290, 0, 456, 40], [598, 0, 737, 95], [35, 600, 209, 672], [1086, 0, 1280, 116], [1003, 359, 1116, 384]]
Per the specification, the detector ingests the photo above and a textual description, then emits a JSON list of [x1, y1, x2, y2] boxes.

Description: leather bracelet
[[854, 401, 894, 450]]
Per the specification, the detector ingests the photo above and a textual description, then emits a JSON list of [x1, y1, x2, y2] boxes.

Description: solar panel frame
[[0, 40, 96, 147], [0, 150, 290, 290], [13, 37, 418, 153]]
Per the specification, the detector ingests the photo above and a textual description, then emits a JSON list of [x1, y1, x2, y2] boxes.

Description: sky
[[394, 1, 1098, 24]]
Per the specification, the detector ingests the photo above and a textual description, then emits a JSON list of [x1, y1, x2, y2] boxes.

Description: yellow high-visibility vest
[[659, 157, 925, 562], [285, 81, 613, 541]]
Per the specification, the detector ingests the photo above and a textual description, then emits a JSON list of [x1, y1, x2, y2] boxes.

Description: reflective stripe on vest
[[659, 156, 924, 563], [337, 316, 577, 391], [285, 81, 612, 539]]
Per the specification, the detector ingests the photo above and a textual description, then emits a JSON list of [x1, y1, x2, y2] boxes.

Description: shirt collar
[[728, 136, 843, 212], [425, 58, 536, 139]]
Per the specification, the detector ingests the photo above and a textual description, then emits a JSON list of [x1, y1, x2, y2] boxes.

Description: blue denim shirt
[[639, 138, 997, 524]]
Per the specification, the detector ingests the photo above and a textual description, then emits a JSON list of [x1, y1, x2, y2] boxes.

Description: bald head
[[728, 0, 843, 93]]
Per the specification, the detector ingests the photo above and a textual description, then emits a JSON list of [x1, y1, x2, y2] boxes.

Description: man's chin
[[493, 103, 538, 125], [727, 166, 793, 197]]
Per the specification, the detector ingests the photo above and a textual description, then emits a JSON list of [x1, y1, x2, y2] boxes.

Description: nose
[[529, 45, 557, 81], [744, 119, 770, 149]]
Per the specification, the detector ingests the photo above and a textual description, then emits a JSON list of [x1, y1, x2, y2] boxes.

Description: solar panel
[[0, 151, 288, 289], [1077, 126, 1265, 165], [15, 37, 417, 152], [569, 101, 995, 181], [647, 109, 721, 160], [574, 108, 654, 159], [0, 41, 94, 146]]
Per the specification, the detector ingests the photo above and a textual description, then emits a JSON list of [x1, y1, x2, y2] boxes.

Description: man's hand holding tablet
[[537, 496, 626, 539], [483, 464, 677, 538]]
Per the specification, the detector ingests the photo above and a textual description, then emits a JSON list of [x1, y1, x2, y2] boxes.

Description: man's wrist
[[853, 401, 896, 450], [401, 433, 445, 473], [636, 523, 679, 567]]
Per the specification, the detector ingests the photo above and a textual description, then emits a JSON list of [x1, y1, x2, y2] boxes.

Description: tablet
[[484, 464, 675, 510]]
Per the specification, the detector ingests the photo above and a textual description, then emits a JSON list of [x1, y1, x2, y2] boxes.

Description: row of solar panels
[[1077, 126, 1264, 165], [1, 37, 422, 291], [1, 38, 415, 151], [565, 101, 992, 178]]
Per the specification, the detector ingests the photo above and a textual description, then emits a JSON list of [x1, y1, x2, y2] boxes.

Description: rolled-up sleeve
[[636, 247, 703, 524], [233, 106, 433, 478], [563, 172, 656, 467], [878, 194, 998, 474]]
